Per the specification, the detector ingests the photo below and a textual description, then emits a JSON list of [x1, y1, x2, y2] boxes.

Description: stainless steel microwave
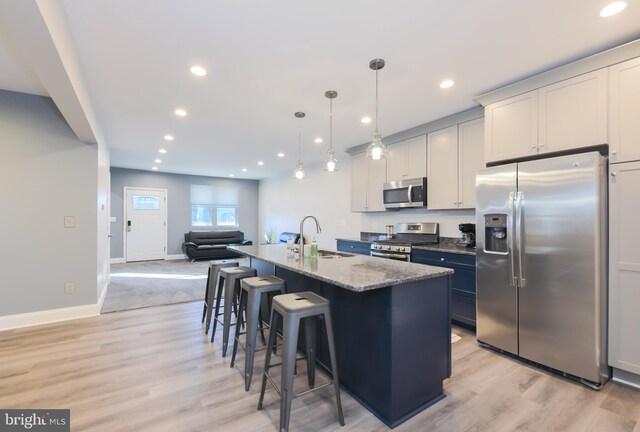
[[383, 177, 427, 209]]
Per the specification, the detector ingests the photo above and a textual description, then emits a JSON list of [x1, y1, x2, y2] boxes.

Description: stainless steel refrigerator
[[476, 151, 609, 387]]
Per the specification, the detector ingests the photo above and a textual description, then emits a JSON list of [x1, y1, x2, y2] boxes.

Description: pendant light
[[366, 58, 387, 160], [292, 111, 306, 179], [323, 90, 340, 172]]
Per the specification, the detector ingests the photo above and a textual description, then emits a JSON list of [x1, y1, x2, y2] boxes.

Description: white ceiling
[[1, 0, 640, 179]]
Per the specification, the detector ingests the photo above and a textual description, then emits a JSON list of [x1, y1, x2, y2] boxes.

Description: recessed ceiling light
[[314, 137, 323, 144], [277, 152, 285, 158], [174, 108, 187, 117], [164, 134, 174, 141], [361, 116, 372, 124], [190, 65, 207, 76], [241, 168, 247, 172], [154, 159, 162, 163], [152, 166, 158, 171], [440, 80, 455, 89], [229, 174, 235, 177], [600, 1, 627, 16], [159, 149, 167, 154], [257, 161, 264, 166]]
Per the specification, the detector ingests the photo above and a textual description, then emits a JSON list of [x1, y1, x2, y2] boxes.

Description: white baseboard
[[110, 257, 125, 264], [0, 304, 100, 332], [166, 254, 188, 260]]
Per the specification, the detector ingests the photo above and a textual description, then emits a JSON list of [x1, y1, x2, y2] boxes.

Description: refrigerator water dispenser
[[484, 214, 508, 253]]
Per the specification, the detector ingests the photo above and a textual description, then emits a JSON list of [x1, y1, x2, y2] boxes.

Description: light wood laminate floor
[[1, 301, 638, 432]]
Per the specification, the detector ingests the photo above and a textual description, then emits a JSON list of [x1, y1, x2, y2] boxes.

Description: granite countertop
[[228, 244, 453, 293]]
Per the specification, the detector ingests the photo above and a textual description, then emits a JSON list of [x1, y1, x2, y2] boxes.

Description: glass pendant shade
[[366, 130, 386, 160], [324, 148, 340, 172], [293, 160, 306, 179]]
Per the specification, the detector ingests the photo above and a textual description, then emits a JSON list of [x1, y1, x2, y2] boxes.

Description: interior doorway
[[124, 187, 167, 262]]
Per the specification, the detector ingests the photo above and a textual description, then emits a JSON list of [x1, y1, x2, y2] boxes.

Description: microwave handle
[[407, 185, 413, 203]]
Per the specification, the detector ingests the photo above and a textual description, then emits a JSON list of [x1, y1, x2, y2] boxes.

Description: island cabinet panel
[[249, 260, 450, 428], [412, 249, 477, 328], [610, 57, 640, 163], [336, 239, 371, 255]]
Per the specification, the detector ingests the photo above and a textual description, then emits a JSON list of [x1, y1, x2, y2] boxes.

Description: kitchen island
[[228, 244, 453, 428]]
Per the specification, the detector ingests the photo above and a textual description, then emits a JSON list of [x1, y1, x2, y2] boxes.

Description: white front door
[[124, 188, 167, 262]]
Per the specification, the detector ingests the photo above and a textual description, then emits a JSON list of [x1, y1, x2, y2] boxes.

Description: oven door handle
[[371, 251, 410, 261]]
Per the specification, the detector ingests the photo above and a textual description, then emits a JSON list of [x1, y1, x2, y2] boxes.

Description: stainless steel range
[[370, 222, 439, 261]]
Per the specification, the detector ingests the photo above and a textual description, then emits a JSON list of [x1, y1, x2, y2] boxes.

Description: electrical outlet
[[64, 216, 75, 228], [64, 282, 76, 294]]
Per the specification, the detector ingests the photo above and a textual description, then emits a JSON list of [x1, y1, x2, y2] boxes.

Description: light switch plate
[[64, 216, 75, 228], [64, 282, 76, 294]]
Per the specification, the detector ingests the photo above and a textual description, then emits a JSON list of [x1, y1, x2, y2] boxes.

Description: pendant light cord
[[329, 98, 333, 151], [375, 69, 379, 132]]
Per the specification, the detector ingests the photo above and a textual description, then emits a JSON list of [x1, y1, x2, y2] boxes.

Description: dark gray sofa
[[182, 230, 252, 261]]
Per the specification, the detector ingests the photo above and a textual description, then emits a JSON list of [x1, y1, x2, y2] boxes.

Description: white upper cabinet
[[350, 152, 387, 212], [484, 91, 538, 163], [427, 118, 484, 210], [484, 69, 609, 164], [368, 158, 387, 212], [610, 57, 640, 164], [427, 126, 458, 210], [538, 69, 608, 153], [386, 135, 427, 181], [350, 152, 369, 212], [458, 118, 485, 209]]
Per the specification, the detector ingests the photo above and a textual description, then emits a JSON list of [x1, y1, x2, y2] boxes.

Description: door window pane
[[216, 207, 237, 226], [191, 205, 213, 226], [133, 195, 160, 210]]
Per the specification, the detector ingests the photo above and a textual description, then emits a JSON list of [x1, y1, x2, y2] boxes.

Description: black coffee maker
[[458, 223, 476, 247]]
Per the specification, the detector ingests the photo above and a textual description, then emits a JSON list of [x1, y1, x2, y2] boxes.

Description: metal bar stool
[[210, 266, 257, 356], [202, 259, 239, 334], [258, 292, 345, 432], [230, 276, 286, 390]]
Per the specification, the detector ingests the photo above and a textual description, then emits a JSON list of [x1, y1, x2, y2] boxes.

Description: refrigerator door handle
[[508, 192, 517, 286], [516, 191, 526, 287]]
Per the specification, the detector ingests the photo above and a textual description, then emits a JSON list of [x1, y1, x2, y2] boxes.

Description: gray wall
[[110, 168, 259, 258], [0, 90, 98, 316]]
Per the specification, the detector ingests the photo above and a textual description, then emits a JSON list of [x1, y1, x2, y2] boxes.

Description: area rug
[[101, 258, 248, 313]]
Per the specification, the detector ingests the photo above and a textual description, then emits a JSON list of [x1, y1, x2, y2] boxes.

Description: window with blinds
[[190, 185, 238, 228]]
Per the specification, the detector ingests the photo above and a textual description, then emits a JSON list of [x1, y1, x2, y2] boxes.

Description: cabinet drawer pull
[[440, 258, 445, 262], [611, 172, 617, 177]]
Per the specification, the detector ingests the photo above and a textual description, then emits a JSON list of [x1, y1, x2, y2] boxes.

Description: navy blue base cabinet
[[412, 249, 476, 329], [336, 239, 371, 256]]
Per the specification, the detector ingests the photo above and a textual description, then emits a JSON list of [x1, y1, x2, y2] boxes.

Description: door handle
[[508, 192, 517, 287], [515, 191, 526, 287], [407, 185, 413, 204]]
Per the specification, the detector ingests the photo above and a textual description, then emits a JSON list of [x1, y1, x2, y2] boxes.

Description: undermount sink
[[317, 250, 356, 259]]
